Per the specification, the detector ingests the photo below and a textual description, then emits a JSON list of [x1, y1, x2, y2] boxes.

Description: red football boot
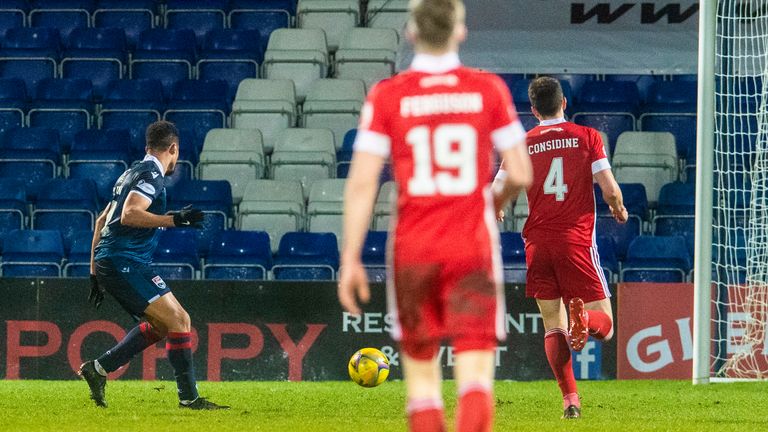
[[568, 298, 589, 351]]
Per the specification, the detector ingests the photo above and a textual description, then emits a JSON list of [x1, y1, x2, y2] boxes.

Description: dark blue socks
[[166, 331, 199, 403], [97, 322, 162, 373]]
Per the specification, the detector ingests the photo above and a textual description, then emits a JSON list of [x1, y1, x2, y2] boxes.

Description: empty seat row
[[0, 0, 296, 50], [0, 26, 396, 104]]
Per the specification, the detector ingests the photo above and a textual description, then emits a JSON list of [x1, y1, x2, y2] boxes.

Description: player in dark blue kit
[[78, 121, 228, 410]]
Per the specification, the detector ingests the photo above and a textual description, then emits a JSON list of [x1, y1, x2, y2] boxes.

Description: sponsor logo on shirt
[[152, 275, 166, 290]]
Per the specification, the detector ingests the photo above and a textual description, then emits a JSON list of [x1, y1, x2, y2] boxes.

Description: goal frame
[[692, 0, 716, 385]]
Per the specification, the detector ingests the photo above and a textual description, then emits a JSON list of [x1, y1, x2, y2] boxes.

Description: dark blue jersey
[[95, 155, 167, 264]]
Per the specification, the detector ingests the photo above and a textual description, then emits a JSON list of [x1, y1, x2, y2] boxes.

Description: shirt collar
[[540, 117, 567, 126], [143, 154, 165, 177], [410, 52, 461, 74]]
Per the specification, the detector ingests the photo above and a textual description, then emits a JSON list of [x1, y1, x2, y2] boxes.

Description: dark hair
[[410, 0, 461, 48], [528, 77, 564, 117], [145, 120, 179, 151]]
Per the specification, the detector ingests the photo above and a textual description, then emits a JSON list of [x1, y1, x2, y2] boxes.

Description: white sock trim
[[458, 381, 492, 397], [93, 360, 107, 376], [406, 397, 444, 414]]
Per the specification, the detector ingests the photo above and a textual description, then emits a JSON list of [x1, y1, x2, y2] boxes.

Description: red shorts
[[524, 241, 610, 304], [388, 254, 505, 360]]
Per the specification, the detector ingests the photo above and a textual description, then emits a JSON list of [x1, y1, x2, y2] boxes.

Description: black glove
[[172, 205, 204, 228], [88, 274, 104, 309]]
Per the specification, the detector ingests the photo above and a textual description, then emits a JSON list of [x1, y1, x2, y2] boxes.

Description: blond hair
[[408, 0, 464, 49]]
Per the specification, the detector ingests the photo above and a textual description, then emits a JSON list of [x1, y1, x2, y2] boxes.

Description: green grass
[[0, 380, 766, 431]]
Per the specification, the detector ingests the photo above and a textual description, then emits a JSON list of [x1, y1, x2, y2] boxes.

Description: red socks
[[407, 398, 445, 432], [586, 310, 613, 340], [544, 328, 578, 407], [456, 383, 493, 432]]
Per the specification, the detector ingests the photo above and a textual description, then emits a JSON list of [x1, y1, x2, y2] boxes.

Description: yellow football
[[348, 348, 390, 388]]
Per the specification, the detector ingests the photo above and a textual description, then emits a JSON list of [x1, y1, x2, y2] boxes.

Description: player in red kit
[[337, 1, 532, 431], [500, 77, 627, 419]]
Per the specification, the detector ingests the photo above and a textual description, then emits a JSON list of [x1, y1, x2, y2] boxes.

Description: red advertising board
[[617, 283, 693, 379]]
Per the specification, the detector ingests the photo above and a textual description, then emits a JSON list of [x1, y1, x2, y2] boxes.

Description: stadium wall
[[398, 0, 699, 74], [0, 280, 698, 381]]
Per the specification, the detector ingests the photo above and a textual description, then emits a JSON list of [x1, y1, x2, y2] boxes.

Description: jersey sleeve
[[488, 75, 526, 151], [589, 128, 611, 174], [353, 82, 392, 158], [130, 170, 164, 204]]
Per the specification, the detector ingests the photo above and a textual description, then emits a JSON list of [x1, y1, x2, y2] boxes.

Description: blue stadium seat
[[595, 235, 618, 282], [272, 232, 339, 281], [153, 228, 200, 280], [164, 79, 229, 154], [594, 183, 648, 220], [0, 1, 26, 39], [166, 179, 233, 255], [336, 128, 356, 178], [204, 230, 272, 280], [546, 73, 595, 103], [197, 29, 262, 101], [518, 112, 538, 131], [0, 127, 61, 197], [29, 78, 94, 150], [640, 113, 697, 161], [63, 229, 93, 277], [362, 230, 387, 282], [93, 0, 157, 50], [655, 216, 694, 258], [0, 178, 27, 246], [229, 0, 292, 54], [498, 73, 525, 91], [621, 235, 692, 282], [30, 0, 93, 41], [499, 231, 526, 283], [572, 113, 635, 155], [99, 79, 164, 153], [67, 128, 131, 204], [574, 81, 639, 152], [61, 27, 127, 100], [32, 178, 98, 250], [0, 78, 26, 137], [0, 229, 64, 277], [604, 74, 660, 102], [131, 29, 196, 96], [644, 81, 697, 113], [167, 129, 198, 180], [595, 215, 641, 261], [577, 81, 641, 113], [164, 0, 227, 48], [0, 27, 60, 93], [656, 181, 695, 216]]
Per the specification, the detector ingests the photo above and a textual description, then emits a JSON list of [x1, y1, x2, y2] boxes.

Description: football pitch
[[0, 380, 766, 431]]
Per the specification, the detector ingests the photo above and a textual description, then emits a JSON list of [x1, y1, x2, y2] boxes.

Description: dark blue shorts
[[95, 257, 171, 319]]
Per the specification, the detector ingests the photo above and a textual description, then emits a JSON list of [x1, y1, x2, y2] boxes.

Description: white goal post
[[694, 0, 768, 383]]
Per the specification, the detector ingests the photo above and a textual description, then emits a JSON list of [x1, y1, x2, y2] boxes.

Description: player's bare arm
[[594, 169, 628, 223], [338, 151, 386, 316], [494, 143, 532, 213]]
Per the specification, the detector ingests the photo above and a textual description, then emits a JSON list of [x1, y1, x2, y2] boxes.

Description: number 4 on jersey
[[544, 157, 568, 201]]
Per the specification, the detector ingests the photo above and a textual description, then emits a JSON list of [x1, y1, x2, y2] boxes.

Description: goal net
[[711, 0, 768, 379]]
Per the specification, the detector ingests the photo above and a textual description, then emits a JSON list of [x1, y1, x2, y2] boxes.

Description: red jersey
[[521, 119, 609, 246], [354, 53, 526, 262]]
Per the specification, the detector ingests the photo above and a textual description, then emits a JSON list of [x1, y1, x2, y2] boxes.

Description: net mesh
[[713, 0, 768, 378]]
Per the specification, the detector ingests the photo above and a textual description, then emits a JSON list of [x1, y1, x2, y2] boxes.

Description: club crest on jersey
[[152, 275, 166, 289]]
